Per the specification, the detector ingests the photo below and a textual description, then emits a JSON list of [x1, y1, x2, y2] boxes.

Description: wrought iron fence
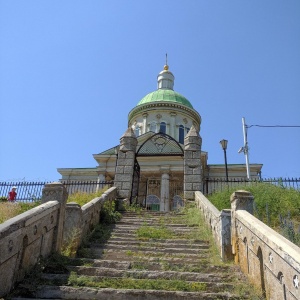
[[0, 180, 114, 202], [203, 177, 300, 195], [61, 180, 114, 195]]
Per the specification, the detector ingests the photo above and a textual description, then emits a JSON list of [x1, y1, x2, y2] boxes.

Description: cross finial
[[164, 53, 169, 70]]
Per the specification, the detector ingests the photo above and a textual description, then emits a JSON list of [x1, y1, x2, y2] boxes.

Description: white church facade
[[57, 63, 262, 211]]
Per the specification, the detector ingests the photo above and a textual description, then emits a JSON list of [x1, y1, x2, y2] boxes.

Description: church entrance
[[135, 133, 184, 211]]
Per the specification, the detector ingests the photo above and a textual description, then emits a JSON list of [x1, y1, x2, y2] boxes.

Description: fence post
[[230, 190, 254, 263], [42, 182, 68, 253]]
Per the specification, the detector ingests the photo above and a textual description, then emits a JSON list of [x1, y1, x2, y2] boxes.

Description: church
[[57, 62, 262, 211]]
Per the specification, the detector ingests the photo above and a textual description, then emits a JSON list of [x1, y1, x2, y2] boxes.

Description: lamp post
[[219, 139, 229, 181], [114, 145, 119, 178]]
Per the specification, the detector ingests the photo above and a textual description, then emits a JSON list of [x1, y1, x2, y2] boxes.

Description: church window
[[179, 125, 184, 144], [186, 127, 190, 134], [150, 122, 156, 133], [135, 126, 140, 137], [159, 122, 166, 134]]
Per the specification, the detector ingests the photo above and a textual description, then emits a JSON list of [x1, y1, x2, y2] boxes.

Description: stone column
[[114, 127, 137, 200], [142, 113, 148, 134], [184, 125, 202, 200], [160, 173, 170, 212], [96, 172, 106, 192], [170, 112, 176, 139], [42, 182, 68, 253], [230, 190, 254, 261]]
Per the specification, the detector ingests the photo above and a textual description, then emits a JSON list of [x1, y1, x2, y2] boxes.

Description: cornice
[[128, 102, 201, 125]]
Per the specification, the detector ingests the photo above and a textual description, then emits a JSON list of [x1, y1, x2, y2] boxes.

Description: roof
[[136, 89, 193, 109]]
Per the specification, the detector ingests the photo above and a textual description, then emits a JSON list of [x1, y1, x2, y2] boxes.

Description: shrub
[[67, 186, 109, 206], [100, 200, 121, 224]]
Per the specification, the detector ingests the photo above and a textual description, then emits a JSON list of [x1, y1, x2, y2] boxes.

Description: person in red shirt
[[8, 187, 17, 201]]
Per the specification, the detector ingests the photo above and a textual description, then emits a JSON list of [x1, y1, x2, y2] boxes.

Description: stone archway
[[136, 132, 184, 212]]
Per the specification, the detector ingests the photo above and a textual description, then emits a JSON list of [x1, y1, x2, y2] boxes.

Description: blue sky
[[1, 0, 299, 182]]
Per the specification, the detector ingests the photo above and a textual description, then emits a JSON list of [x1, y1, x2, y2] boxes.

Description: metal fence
[[203, 177, 300, 195], [0, 181, 114, 202]]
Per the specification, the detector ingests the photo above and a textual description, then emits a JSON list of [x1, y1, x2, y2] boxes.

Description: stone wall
[[63, 187, 117, 252], [195, 191, 232, 260], [0, 183, 117, 298], [231, 191, 300, 300]]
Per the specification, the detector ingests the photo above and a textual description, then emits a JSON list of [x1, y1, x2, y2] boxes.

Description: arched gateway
[[135, 132, 184, 211]]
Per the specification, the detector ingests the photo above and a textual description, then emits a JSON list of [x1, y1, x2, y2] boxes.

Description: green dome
[[137, 89, 193, 109]]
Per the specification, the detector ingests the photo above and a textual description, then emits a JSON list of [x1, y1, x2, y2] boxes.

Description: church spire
[[157, 54, 174, 90]]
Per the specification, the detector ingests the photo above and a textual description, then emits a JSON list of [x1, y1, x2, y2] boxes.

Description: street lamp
[[114, 145, 120, 177], [219, 139, 229, 181]]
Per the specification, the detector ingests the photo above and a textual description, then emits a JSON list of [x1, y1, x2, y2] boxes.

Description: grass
[[66, 186, 109, 206], [208, 183, 300, 227], [208, 183, 300, 247], [68, 271, 207, 292], [0, 201, 41, 224], [136, 223, 175, 240]]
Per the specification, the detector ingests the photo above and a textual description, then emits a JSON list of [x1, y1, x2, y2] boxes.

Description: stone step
[[11, 285, 241, 300], [109, 232, 199, 240], [78, 247, 210, 260], [85, 243, 209, 255], [118, 219, 187, 225], [95, 240, 208, 250], [59, 258, 231, 273], [98, 252, 211, 263], [109, 236, 208, 245], [61, 266, 234, 282], [90, 240, 209, 251], [111, 228, 196, 235], [38, 274, 235, 293]]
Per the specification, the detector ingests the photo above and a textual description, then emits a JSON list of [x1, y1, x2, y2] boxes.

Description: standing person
[[8, 187, 17, 201]]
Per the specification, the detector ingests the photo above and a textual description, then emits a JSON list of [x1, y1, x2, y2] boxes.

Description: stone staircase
[[9, 211, 259, 300]]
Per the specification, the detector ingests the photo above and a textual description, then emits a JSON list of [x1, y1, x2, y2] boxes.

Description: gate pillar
[[114, 127, 137, 199], [184, 125, 202, 200]]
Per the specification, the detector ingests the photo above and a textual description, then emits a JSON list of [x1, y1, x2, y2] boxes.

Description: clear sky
[[1, 0, 299, 182]]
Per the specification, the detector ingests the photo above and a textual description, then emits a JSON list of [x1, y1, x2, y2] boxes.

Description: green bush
[[100, 200, 122, 224], [0, 196, 7, 202]]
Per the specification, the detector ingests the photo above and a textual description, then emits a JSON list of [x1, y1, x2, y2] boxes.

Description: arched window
[[179, 125, 184, 144], [150, 122, 156, 133], [186, 127, 190, 134], [135, 126, 140, 137], [159, 122, 166, 134]]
